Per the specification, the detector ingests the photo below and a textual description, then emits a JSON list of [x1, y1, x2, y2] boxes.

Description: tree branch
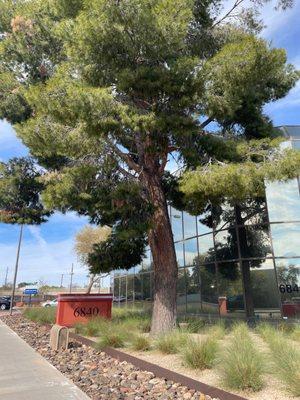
[[200, 117, 214, 129], [106, 137, 141, 173], [212, 0, 245, 28]]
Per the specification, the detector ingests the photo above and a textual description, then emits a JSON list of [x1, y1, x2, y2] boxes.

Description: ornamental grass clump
[[131, 335, 151, 351], [221, 323, 264, 392], [23, 306, 56, 324], [156, 330, 188, 354], [97, 330, 128, 349], [183, 337, 218, 370], [207, 321, 226, 340], [259, 324, 300, 396]]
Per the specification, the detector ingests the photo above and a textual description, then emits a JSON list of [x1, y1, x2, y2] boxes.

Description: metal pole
[[69, 263, 74, 293], [10, 224, 24, 315]]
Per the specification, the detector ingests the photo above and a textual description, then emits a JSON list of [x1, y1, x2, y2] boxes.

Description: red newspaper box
[[56, 293, 113, 327]]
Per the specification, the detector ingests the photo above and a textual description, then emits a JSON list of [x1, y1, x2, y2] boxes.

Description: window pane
[[134, 275, 142, 301], [239, 199, 268, 225], [127, 275, 134, 302], [198, 233, 214, 263], [213, 202, 235, 230], [239, 225, 272, 258], [175, 241, 185, 267], [183, 212, 197, 239], [266, 179, 300, 222], [113, 277, 120, 298], [200, 263, 219, 314], [271, 223, 300, 257], [184, 238, 198, 267], [171, 207, 183, 241], [141, 273, 151, 301], [186, 266, 201, 314], [214, 228, 238, 261], [120, 276, 126, 298], [177, 269, 186, 314], [197, 207, 213, 235], [218, 262, 245, 317], [276, 259, 300, 318], [250, 259, 280, 312]]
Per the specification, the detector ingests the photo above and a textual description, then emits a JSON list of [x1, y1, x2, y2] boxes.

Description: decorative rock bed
[[0, 314, 219, 400]]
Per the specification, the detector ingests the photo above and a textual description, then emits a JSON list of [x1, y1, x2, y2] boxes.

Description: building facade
[[113, 126, 300, 320]]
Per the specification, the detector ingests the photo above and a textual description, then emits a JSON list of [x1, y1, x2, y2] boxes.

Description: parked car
[[41, 298, 58, 307], [113, 296, 126, 303], [0, 296, 11, 311]]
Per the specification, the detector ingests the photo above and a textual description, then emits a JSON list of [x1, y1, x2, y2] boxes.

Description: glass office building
[[113, 126, 300, 319]]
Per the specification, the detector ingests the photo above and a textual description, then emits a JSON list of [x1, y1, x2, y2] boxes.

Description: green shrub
[[156, 331, 188, 354], [23, 307, 56, 324], [74, 322, 87, 335], [207, 322, 226, 340], [259, 326, 300, 396], [221, 323, 264, 392], [290, 325, 300, 342], [186, 318, 206, 333], [84, 317, 109, 336], [131, 335, 151, 351], [97, 330, 127, 349], [183, 337, 218, 370]]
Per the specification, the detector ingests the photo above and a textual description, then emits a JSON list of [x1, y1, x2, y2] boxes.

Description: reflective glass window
[[266, 179, 300, 222], [113, 277, 120, 299], [238, 225, 272, 258], [186, 267, 201, 314], [218, 262, 245, 317], [200, 263, 219, 314], [120, 276, 126, 298], [271, 223, 300, 257], [197, 206, 213, 235], [214, 228, 238, 261], [198, 233, 214, 264], [183, 211, 197, 239], [171, 207, 183, 241], [141, 272, 151, 301], [184, 238, 198, 267], [213, 202, 235, 230], [177, 269, 187, 313], [250, 259, 280, 311], [276, 259, 300, 309], [134, 275, 142, 301], [126, 275, 134, 302], [175, 241, 185, 267], [239, 199, 268, 225]]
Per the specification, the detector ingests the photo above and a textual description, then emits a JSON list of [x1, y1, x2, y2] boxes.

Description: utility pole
[[60, 273, 64, 288], [69, 263, 74, 293], [4, 267, 9, 287], [10, 224, 24, 315]]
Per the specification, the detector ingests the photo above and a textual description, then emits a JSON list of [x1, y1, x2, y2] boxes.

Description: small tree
[[75, 225, 111, 293], [0, 157, 51, 311]]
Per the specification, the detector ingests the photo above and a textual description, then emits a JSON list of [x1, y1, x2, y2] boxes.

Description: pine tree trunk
[[143, 172, 178, 335]]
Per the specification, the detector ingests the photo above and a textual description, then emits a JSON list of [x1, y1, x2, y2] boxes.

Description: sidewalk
[[0, 320, 90, 400]]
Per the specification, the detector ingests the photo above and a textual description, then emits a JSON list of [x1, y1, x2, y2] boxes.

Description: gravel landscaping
[[0, 314, 220, 400]]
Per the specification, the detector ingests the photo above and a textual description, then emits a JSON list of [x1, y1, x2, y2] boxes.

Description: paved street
[[0, 319, 90, 400]]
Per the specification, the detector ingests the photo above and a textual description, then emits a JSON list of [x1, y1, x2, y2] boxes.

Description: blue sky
[[0, 0, 299, 286]]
